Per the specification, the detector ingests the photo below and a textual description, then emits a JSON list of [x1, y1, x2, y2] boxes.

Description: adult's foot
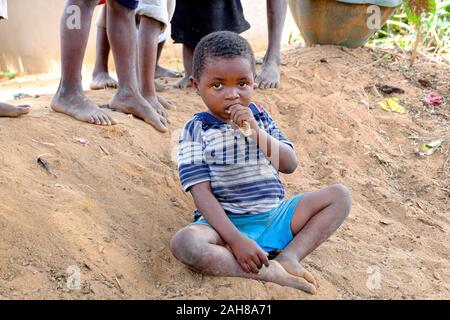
[[255, 59, 280, 89], [275, 252, 317, 286], [51, 90, 117, 126], [90, 72, 119, 90], [266, 260, 317, 294], [0, 102, 30, 117], [171, 75, 192, 89], [155, 64, 182, 78], [110, 89, 168, 132]]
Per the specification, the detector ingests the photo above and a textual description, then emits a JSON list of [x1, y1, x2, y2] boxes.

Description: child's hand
[[228, 235, 270, 273], [227, 104, 258, 133]]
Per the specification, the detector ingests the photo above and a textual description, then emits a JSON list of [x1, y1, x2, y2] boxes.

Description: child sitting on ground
[[170, 31, 352, 294]]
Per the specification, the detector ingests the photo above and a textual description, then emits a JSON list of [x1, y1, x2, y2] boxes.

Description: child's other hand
[[227, 104, 258, 132], [229, 235, 269, 273]]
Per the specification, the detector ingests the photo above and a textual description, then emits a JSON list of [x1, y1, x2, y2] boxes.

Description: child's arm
[[190, 181, 270, 273], [228, 105, 298, 173]]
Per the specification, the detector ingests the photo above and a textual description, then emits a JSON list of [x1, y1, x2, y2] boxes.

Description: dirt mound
[[0, 45, 448, 299]]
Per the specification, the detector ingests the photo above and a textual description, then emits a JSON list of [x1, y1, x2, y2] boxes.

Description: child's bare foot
[[268, 260, 317, 294], [142, 95, 168, 120], [275, 253, 317, 286], [171, 75, 192, 89], [157, 94, 175, 110], [0, 102, 30, 117], [155, 81, 166, 92], [255, 59, 280, 89], [51, 90, 117, 126], [110, 89, 168, 132], [90, 72, 119, 90], [155, 65, 182, 78]]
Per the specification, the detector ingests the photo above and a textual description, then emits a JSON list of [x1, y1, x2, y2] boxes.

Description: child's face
[[191, 57, 254, 122]]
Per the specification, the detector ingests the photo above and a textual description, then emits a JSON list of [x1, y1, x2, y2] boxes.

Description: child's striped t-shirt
[[177, 103, 294, 215]]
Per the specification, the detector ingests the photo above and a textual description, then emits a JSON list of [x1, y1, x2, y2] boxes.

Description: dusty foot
[[155, 65, 182, 78], [0, 102, 30, 117], [266, 260, 317, 294], [157, 94, 175, 111], [171, 75, 192, 89], [51, 91, 117, 126], [90, 72, 118, 90], [275, 253, 317, 287], [255, 59, 280, 89], [155, 81, 166, 93], [143, 95, 168, 120], [110, 89, 168, 132]]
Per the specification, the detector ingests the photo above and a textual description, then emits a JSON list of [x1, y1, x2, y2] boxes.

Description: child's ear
[[190, 76, 200, 95]]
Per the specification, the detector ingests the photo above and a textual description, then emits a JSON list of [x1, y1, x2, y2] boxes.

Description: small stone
[[81, 282, 92, 294], [307, 128, 315, 134], [433, 271, 441, 280]]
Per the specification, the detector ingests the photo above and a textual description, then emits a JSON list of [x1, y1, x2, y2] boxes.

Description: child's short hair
[[192, 31, 256, 80]]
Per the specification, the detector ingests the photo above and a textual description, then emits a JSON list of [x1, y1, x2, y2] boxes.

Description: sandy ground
[[0, 45, 449, 300]]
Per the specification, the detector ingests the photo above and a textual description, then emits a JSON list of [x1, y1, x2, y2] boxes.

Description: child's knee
[[330, 184, 352, 213], [170, 227, 202, 266]]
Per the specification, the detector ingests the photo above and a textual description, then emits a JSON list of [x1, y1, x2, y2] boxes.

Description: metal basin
[[289, 0, 396, 48]]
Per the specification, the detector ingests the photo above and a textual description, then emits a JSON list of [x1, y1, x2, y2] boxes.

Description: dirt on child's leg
[[276, 184, 352, 286], [0, 102, 30, 117], [170, 224, 316, 294]]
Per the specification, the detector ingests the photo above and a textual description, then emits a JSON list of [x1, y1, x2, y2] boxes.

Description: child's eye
[[238, 81, 247, 87], [212, 83, 222, 89]]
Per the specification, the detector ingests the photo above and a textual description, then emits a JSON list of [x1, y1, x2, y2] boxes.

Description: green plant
[[2, 69, 16, 80], [404, 0, 437, 65], [369, 0, 449, 65]]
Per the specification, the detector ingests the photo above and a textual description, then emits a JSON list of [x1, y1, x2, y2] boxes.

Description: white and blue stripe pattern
[[178, 103, 294, 215]]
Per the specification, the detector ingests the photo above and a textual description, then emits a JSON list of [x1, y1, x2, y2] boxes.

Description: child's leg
[[155, 41, 182, 78], [255, 0, 288, 89], [170, 224, 316, 294], [106, 0, 168, 132], [52, 0, 117, 126], [275, 184, 352, 283], [172, 44, 194, 89], [137, 15, 168, 119], [90, 6, 118, 90], [0, 102, 30, 117]]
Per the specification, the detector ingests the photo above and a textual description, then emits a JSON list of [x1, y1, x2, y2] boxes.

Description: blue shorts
[[116, 0, 139, 9], [192, 194, 304, 253], [98, 0, 138, 9]]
